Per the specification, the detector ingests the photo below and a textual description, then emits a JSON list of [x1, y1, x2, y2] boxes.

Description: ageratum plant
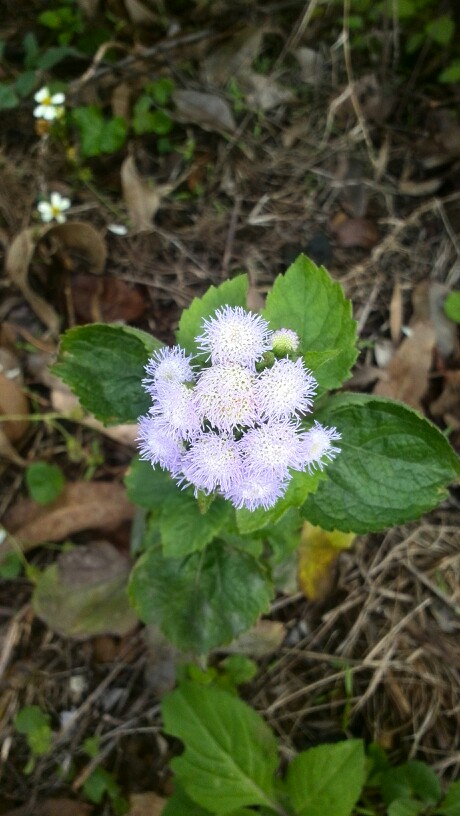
[[54, 255, 460, 653]]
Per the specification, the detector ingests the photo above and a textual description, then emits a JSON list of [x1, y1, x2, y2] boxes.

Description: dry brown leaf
[[373, 321, 435, 409], [398, 177, 443, 196], [2, 481, 135, 556], [128, 792, 166, 816], [242, 73, 295, 112], [70, 273, 146, 323], [3, 799, 92, 816], [430, 370, 460, 429], [121, 155, 176, 230], [202, 27, 263, 86], [172, 89, 236, 133], [5, 223, 107, 335], [293, 47, 324, 85], [0, 350, 29, 465], [330, 213, 379, 248], [124, 0, 157, 24]]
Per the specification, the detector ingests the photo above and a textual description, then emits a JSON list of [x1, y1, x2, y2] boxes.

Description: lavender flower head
[[137, 305, 341, 510]]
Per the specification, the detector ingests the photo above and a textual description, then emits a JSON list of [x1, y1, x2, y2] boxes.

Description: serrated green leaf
[[162, 682, 279, 813], [437, 779, 460, 815], [176, 275, 248, 355], [263, 255, 358, 390], [301, 394, 460, 533], [125, 457, 177, 509], [160, 491, 233, 558], [236, 468, 322, 535], [129, 540, 273, 652], [285, 740, 366, 816], [53, 324, 162, 425]]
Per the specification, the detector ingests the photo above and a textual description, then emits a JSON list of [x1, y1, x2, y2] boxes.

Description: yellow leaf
[[298, 522, 356, 601]]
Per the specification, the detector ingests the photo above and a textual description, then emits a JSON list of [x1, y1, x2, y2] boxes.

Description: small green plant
[[14, 705, 53, 774], [52, 255, 460, 655], [81, 736, 128, 814], [25, 461, 65, 505], [444, 291, 460, 324], [160, 678, 460, 815]]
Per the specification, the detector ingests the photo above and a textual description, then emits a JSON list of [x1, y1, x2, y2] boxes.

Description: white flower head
[[196, 305, 271, 368], [194, 363, 258, 432], [256, 358, 316, 420], [300, 421, 341, 472], [37, 191, 71, 224], [271, 328, 300, 355], [224, 471, 290, 511], [181, 432, 243, 494], [143, 346, 195, 390], [33, 86, 66, 120]]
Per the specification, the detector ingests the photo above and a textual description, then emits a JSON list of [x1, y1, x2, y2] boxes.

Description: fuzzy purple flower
[[143, 346, 194, 389], [151, 381, 200, 440], [194, 363, 258, 431], [256, 358, 316, 420], [196, 305, 271, 368], [137, 415, 184, 473], [299, 421, 341, 472], [224, 471, 290, 511], [240, 419, 304, 479], [181, 432, 243, 494]]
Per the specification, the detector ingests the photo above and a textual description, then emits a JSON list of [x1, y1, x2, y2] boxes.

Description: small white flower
[[194, 364, 258, 431], [107, 224, 129, 236], [37, 191, 71, 224], [33, 86, 66, 120], [271, 328, 300, 355], [143, 346, 195, 389], [181, 432, 243, 494], [256, 358, 316, 420]]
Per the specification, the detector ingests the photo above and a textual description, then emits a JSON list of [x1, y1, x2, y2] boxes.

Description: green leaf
[[176, 275, 248, 355], [162, 784, 213, 815], [14, 70, 37, 98], [236, 468, 322, 535], [381, 761, 441, 807], [15, 706, 53, 757], [285, 740, 366, 816], [388, 799, 425, 816], [439, 60, 460, 84], [133, 97, 172, 135], [83, 767, 120, 804], [426, 15, 454, 46], [301, 394, 460, 533], [53, 323, 162, 425], [125, 457, 177, 509], [263, 255, 358, 391], [437, 779, 460, 815], [25, 461, 65, 505], [162, 682, 279, 813], [147, 77, 175, 105], [219, 654, 258, 685], [444, 291, 460, 323], [160, 491, 233, 558], [36, 45, 76, 70], [0, 84, 19, 110], [0, 552, 23, 579], [72, 106, 128, 157], [129, 540, 273, 652]]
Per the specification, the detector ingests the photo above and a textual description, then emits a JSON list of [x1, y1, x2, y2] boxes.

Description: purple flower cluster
[[137, 306, 341, 511]]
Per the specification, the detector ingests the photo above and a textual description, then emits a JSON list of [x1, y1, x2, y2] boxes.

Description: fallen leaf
[[2, 481, 135, 556], [124, 0, 157, 24], [0, 352, 28, 443], [373, 321, 436, 408], [143, 625, 183, 697], [242, 72, 295, 112], [70, 274, 146, 323], [333, 73, 394, 125], [172, 89, 236, 133], [293, 47, 324, 84], [5, 223, 107, 335], [330, 212, 380, 248], [128, 792, 167, 816], [32, 541, 138, 639], [202, 27, 263, 86], [430, 369, 460, 429], [121, 155, 175, 230], [298, 522, 356, 602], [398, 177, 443, 196]]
